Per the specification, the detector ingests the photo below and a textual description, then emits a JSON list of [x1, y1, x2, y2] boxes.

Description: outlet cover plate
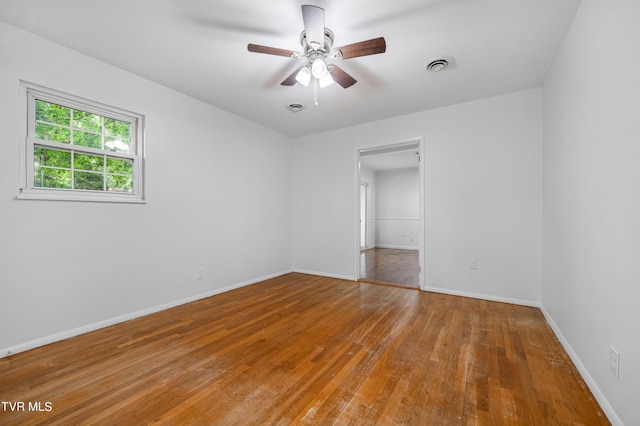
[[469, 257, 478, 270], [609, 345, 620, 378]]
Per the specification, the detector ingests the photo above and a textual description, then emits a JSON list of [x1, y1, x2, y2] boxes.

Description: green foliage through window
[[35, 100, 132, 153], [36, 101, 70, 125], [32, 144, 134, 193], [34, 168, 71, 189]]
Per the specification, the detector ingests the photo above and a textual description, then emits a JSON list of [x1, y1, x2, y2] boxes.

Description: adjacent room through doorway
[[360, 247, 419, 288], [357, 140, 424, 288]]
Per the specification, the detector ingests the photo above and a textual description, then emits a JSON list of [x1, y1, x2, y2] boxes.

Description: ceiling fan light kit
[[248, 4, 386, 106], [311, 57, 328, 79], [318, 72, 334, 88], [295, 66, 312, 86]]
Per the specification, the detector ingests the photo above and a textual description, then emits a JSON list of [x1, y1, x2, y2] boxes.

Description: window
[[18, 82, 145, 203]]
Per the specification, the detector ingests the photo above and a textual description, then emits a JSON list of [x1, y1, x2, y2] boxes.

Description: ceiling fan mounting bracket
[[300, 28, 335, 56]]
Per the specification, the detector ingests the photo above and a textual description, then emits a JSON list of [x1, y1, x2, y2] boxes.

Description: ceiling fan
[[247, 4, 386, 104]]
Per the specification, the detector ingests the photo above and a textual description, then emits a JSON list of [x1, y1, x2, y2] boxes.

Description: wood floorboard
[[360, 248, 419, 288], [0, 273, 608, 425]]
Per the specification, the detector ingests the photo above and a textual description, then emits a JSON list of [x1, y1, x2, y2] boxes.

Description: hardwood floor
[[360, 248, 419, 288], [0, 273, 608, 425]]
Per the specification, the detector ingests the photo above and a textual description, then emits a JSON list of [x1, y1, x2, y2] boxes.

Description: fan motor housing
[[300, 28, 335, 54]]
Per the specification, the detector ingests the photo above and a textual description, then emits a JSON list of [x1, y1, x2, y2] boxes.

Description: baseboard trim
[[292, 269, 356, 281], [539, 306, 622, 426], [422, 285, 540, 308], [374, 244, 419, 250], [1, 269, 293, 359]]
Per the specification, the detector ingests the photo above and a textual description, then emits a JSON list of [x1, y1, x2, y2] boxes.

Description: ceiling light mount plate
[[425, 55, 456, 72]]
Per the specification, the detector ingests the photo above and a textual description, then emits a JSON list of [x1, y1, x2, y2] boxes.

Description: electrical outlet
[[609, 346, 620, 378], [468, 257, 477, 270], [196, 268, 205, 280]]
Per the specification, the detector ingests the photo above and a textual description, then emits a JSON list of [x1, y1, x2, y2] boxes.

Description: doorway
[[356, 138, 425, 289]]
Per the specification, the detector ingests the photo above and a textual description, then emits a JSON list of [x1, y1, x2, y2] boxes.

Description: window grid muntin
[[31, 141, 135, 193]]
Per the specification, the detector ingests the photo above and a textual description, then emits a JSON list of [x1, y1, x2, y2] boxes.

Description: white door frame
[[355, 137, 425, 289], [359, 180, 369, 250]]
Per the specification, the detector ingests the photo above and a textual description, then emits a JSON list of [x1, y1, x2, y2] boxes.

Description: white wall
[[375, 168, 419, 250], [292, 88, 542, 303], [0, 22, 293, 355], [542, 1, 640, 424]]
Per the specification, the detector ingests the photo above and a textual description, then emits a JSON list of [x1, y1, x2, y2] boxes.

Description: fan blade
[[301, 5, 325, 50], [248, 44, 295, 58], [330, 65, 357, 88], [335, 37, 386, 59], [281, 66, 304, 86]]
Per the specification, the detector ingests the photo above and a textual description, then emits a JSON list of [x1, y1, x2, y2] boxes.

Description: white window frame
[[17, 81, 146, 203]]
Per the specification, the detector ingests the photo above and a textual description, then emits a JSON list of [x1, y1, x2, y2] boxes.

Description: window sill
[[16, 191, 146, 204]]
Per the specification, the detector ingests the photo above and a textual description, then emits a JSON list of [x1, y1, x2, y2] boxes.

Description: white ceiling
[[0, 0, 581, 137]]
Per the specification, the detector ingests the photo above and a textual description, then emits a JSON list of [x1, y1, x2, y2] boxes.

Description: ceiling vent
[[425, 56, 455, 72], [287, 103, 306, 112]]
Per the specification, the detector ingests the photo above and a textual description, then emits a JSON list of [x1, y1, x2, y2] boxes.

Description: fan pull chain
[[314, 78, 319, 106]]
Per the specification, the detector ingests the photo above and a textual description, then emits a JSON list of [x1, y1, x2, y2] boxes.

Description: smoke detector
[[425, 56, 455, 72], [286, 102, 306, 113]]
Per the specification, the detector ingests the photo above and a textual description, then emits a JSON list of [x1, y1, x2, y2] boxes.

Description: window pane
[[34, 167, 71, 188], [74, 153, 104, 172], [104, 117, 130, 139], [104, 137, 131, 153], [107, 157, 133, 174], [36, 122, 70, 143], [73, 110, 102, 132], [34, 147, 71, 168], [75, 171, 104, 190], [74, 130, 102, 149], [107, 175, 133, 193], [36, 100, 70, 126]]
